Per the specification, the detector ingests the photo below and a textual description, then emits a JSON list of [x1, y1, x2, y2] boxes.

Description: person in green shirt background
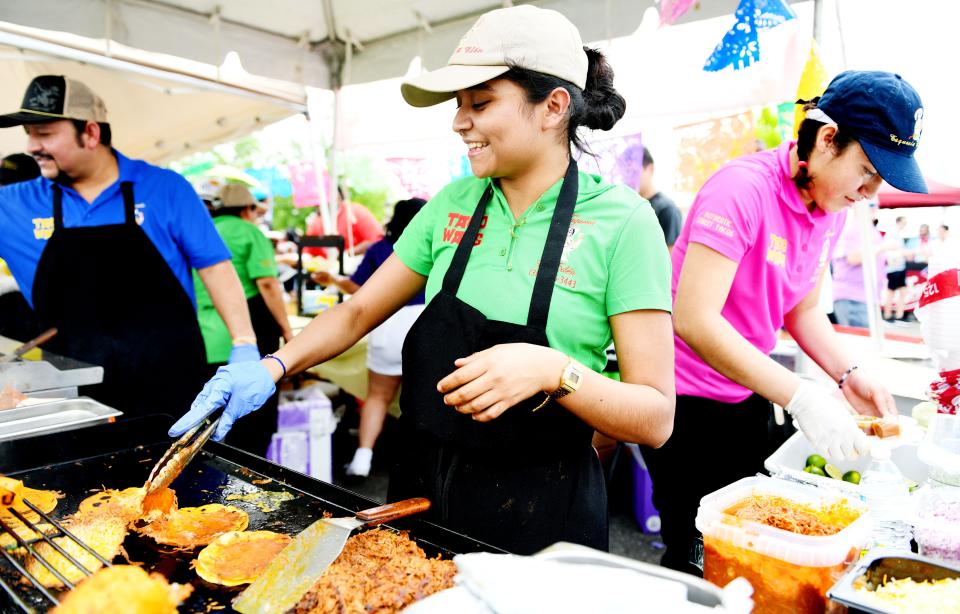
[[192, 183, 293, 455], [172, 5, 675, 554]]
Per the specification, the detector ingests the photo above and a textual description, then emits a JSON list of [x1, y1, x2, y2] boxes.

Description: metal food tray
[[0, 397, 121, 442], [537, 542, 726, 608], [828, 549, 960, 613], [0, 415, 500, 613]]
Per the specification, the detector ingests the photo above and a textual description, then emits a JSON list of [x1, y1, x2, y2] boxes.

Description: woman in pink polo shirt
[[643, 71, 929, 575]]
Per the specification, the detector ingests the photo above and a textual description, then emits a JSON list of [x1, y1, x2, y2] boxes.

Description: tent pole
[[812, 0, 824, 43], [329, 86, 342, 240], [855, 200, 884, 351], [306, 108, 333, 237], [321, 0, 342, 242], [341, 33, 355, 258]]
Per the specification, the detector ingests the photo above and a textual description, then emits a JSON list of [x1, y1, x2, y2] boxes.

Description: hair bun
[[581, 47, 626, 131]]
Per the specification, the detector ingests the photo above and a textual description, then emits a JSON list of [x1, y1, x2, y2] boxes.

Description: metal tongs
[[143, 414, 220, 495]]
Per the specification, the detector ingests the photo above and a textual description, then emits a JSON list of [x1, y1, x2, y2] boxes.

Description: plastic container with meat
[[696, 476, 872, 614]]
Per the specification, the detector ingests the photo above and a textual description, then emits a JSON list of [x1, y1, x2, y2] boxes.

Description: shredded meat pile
[[292, 529, 456, 614], [727, 496, 845, 537]]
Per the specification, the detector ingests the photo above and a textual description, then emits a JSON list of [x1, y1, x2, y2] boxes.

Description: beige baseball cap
[[0, 75, 108, 127], [401, 5, 588, 108], [218, 184, 267, 209]]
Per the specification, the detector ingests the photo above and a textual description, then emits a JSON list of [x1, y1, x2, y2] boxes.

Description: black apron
[[31, 182, 207, 418], [389, 160, 607, 554], [0, 291, 40, 343]]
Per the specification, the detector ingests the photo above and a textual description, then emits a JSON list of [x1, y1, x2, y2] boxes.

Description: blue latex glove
[[229, 343, 260, 364], [169, 361, 276, 442]]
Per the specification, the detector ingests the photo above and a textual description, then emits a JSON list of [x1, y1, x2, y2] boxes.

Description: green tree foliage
[[169, 119, 406, 232], [271, 195, 313, 234]]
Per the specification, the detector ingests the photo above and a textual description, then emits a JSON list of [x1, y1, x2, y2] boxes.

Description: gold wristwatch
[[551, 358, 583, 400]]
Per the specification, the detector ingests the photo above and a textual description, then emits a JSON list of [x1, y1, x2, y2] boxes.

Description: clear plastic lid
[[695, 476, 872, 568]]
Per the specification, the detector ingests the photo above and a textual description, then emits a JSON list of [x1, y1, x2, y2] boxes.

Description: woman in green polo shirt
[[173, 5, 674, 554], [192, 183, 293, 455]]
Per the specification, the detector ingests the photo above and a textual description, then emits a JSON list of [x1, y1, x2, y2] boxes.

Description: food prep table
[[0, 335, 103, 399]]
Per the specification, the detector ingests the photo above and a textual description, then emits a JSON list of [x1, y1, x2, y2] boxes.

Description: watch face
[[569, 371, 581, 386]]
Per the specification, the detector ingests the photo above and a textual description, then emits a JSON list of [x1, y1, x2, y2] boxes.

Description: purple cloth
[[350, 238, 425, 305], [832, 215, 886, 303]]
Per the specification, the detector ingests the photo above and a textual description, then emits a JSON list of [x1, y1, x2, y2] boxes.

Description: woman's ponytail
[[502, 46, 626, 153], [580, 47, 626, 132]]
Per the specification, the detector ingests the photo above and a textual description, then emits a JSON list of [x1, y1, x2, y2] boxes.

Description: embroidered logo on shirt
[[561, 226, 585, 263], [32, 217, 54, 240], [767, 233, 788, 267], [528, 226, 585, 289], [529, 260, 578, 289], [442, 212, 486, 246], [695, 211, 734, 238], [135, 203, 146, 226]]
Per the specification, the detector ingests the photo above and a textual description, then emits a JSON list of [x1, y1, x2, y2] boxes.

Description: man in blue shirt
[[0, 75, 260, 418]]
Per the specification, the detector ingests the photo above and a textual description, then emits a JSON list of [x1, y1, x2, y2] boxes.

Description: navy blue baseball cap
[[817, 71, 927, 194]]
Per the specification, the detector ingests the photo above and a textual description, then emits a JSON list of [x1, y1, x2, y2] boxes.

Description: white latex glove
[[784, 381, 869, 461]]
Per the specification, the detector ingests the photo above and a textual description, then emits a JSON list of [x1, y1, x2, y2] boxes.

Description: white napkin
[[405, 552, 753, 614]]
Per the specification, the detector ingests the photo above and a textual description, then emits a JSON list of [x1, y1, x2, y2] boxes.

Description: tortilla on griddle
[[195, 530, 292, 586], [76, 486, 177, 525], [51, 564, 192, 614], [24, 516, 127, 587], [0, 476, 62, 527], [138, 504, 248, 548]]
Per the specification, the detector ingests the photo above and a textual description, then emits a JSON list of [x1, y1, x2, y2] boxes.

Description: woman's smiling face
[[452, 79, 546, 180]]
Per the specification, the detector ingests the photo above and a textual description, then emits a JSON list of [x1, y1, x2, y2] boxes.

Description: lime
[[905, 478, 919, 492], [805, 454, 827, 469], [804, 465, 826, 477], [824, 464, 844, 480], [842, 470, 861, 485]]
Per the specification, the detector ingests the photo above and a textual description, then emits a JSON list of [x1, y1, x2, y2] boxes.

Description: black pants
[[641, 393, 773, 576]]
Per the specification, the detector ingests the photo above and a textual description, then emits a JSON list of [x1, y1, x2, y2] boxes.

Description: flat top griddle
[[0, 415, 498, 612]]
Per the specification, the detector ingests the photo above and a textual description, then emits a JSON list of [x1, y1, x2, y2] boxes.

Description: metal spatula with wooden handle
[[0, 327, 57, 363], [233, 497, 431, 614]]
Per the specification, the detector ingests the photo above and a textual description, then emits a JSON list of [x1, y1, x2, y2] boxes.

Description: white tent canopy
[[0, 0, 819, 167], [1, 0, 787, 88], [0, 25, 308, 164], [333, 5, 814, 145], [0, 0, 763, 166]]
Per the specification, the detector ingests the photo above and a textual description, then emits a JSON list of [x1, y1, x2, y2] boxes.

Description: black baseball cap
[[817, 71, 927, 194], [0, 75, 109, 128], [0, 153, 40, 185]]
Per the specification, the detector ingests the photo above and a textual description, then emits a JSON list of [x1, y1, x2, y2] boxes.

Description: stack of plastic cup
[[916, 268, 960, 377]]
